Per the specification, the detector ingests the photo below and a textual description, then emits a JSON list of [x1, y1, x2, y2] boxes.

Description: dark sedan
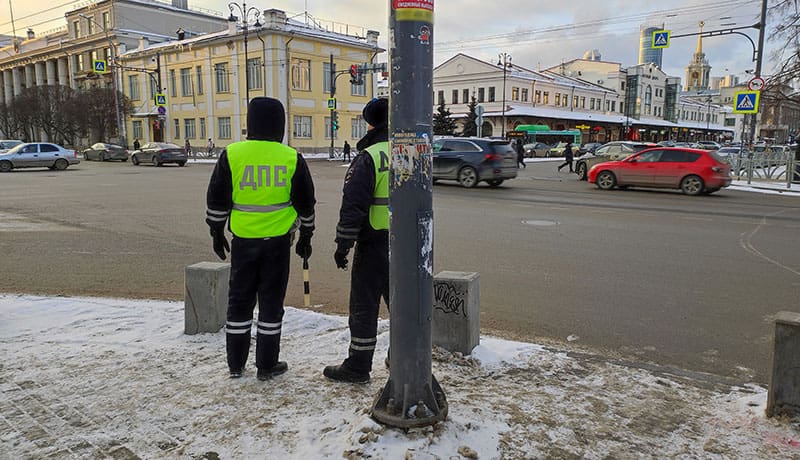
[[432, 137, 518, 188], [130, 142, 188, 167], [83, 143, 129, 162]]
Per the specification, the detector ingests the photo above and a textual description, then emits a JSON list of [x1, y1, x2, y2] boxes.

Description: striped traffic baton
[[302, 257, 311, 308]]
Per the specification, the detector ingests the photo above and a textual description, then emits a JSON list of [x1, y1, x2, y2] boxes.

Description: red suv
[[588, 147, 732, 195]]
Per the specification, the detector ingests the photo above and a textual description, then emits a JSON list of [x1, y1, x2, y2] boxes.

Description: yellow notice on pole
[[393, 0, 433, 22]]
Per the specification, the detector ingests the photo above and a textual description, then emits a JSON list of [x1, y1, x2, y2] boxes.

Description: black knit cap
[[362, 97, 388, 128], [247, 97, 285, 142]]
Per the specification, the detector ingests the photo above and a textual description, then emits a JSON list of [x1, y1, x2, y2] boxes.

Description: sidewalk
[[2, 294, 799, 459]]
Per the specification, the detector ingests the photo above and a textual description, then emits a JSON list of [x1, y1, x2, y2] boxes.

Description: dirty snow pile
[[2, 294, 800, 459]]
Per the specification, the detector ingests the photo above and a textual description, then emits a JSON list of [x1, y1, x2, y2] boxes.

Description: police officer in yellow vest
[[324, 97, 389, 383], [206, 97, 316, 381]]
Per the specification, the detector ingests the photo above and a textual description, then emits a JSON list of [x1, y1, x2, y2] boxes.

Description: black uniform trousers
[[344, 230, 389, 373], [225, 234, 291, 373]]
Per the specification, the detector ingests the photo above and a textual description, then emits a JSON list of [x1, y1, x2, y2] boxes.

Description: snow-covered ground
[[2, 294, 800, 459]]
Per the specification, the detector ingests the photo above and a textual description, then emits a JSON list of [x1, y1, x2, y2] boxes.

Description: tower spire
[[696, 21, 704, 54]]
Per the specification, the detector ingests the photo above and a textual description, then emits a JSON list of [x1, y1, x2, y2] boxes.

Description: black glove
[[295, 232, 312, 259], [334, 241, 353, 270], [210, 227, 230, 260]]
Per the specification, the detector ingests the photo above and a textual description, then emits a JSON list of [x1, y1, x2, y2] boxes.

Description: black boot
[[257, 361, 288, 381], [323, 363, 370, 383]]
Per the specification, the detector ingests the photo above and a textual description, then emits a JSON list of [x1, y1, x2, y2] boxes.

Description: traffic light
[[331, 111, 339, 131], [349, 64, 358, 84]]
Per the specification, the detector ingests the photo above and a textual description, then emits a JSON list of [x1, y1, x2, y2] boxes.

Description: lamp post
[[705, 97, 712, 141], [79, 13, 125, 147], [497, 52, 511, 138], [228, 2, 262, 104]]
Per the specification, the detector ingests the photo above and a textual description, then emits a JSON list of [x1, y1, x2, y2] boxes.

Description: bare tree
[[767, 0, 799, 98]]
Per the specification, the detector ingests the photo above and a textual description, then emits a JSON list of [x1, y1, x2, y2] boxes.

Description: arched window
[[644, 85, 652, 115]]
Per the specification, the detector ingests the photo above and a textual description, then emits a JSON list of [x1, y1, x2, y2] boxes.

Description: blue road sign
[[155, 94, 167, 107], [157, 106, 166, 115], [733, 91, 759, 114], [652, 30, 670, 49], [92, 59, 107, 74], [327, 98, 336, 110]]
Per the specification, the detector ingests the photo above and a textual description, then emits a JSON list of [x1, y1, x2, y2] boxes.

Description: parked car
[[522, 142, 552, 158], [0, 139, 23, 153], [696, 141, 721, 150], [716, 147, 750, 162], [432, 137, 518, 188], [0, 142, 80, 172], [588, 147, 732, 195], [83, 143, 129, 162], [577, 142, 602, 155], [130, 142, 188, 166], [574, 141, 657, 180]]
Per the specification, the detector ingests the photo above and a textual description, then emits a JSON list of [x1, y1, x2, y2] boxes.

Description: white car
[[0, 142, 80, 172], [0, 139, 23, 154]]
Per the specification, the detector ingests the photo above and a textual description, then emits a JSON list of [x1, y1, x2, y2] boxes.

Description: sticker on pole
[[651, 30, 670, 49], [733, 91, 759, 114], [393, 0, 433, 22]]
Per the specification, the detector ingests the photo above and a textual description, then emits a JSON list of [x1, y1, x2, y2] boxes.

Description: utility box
[[184, 262, 230, 335], [767, 311, 800, 418], [432, 271, 480, 355]]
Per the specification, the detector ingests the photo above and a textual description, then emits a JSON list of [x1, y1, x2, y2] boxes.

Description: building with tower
[[638, 25, 663, 68], [684, 22, 712, 91]]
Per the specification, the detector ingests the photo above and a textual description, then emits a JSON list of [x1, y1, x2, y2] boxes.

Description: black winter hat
[[362, 97, 388, 128], [247, 97, 285, 142]]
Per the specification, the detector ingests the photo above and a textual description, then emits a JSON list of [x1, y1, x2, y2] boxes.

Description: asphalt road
[[1, 158, 798, 384]]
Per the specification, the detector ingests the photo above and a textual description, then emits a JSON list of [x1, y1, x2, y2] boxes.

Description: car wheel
[[487, 179, 504, 187], [457, 166, 478, 188], [0, 160, 12, 172], [178, 161, 186, 167], [680, 175, 704, 196], [152, 156, 161, 167], [596, 171, 616, 190], [54, 159, 69, 170], [132, 155, 140, 165], [576, 163, 587, 180]]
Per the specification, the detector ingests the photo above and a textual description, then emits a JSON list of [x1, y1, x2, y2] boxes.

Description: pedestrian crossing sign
[[92, 59, 107, 74], [651, 30, 670, 49], [327, 98, 336, 110], [155, 93, 167, 107], [733, 91, 759, 114]]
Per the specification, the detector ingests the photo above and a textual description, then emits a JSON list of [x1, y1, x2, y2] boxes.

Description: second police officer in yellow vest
[[325, 97, 390, 383], [205, 97, 316, 381]]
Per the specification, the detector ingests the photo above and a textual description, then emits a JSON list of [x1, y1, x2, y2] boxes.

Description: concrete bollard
[[432, 271, 480, 355], [184, 262, 230, 335], [767, 311, 800, 418]]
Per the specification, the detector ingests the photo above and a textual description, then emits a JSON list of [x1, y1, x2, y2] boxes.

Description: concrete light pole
[[228, 2, 262, 105], [497, 52, 512, 138]]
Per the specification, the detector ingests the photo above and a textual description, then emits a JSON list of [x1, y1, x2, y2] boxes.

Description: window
[[660, 150, 699, 162], [611, 101, 616, 112], [200, 118, 206, 139], [86, 17, 94, 35], [590, 98, 596, 110], [511, 87, 518, 101], [291, 58, 311, 91], [580, 96, 586, 108], [102, 12, 110, 30], [75, 54, 84, 72], [325, 116, 339, 140], [184, 119, 196, 139], [437, 91, 444, 106], [635, 150, 662, 162], [128, 75, 140, 100], [535, 90, 541, 104], [543, 91, 549, 105], [132, 120, 143, 140], [605, 100, 610, 111], [351, 76, 366, 96], [173, 119, 180, 138], [521, 88, 528, 102], [352, 116, 367, 139], [644, 85, 652, 115], [149, 78, 158, 100], [477, 88, 484, 103], [40, 144, 58, 152], [462, 89, 469, 103], [103, 48, 111, 62], [196, 66, 203, 95], [323, 63, 333, 93], [573, 96, 579, 108], [562, 94, 569, 107], [73, 20, 80, 38], [180, 68, 192, 96], [451, 90, 458, 104], [218, 117, 231, 139], [169, 70, 176, 97], [293, 115, 312, 138], [555, 94, 561, 106], [247, 58, 262, 90], [488, 87, 495, 102], [214, 63, 229, 93]]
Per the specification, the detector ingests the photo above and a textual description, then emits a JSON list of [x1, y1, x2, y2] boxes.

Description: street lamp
[[497, 52, 512, 138], [228, 2, 262, 104], [79, 13, 125, 147], [705, 97, 712, 141]]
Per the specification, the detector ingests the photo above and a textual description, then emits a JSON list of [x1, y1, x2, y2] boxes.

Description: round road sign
[[157, 106, 166, 115], [747, 77, 765, 91]]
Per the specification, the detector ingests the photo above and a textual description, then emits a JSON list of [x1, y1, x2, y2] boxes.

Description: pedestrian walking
[[205, 97, 316, 381], [184, 139, 191, 157], [324, 98, 389, 384], [557, 142, 574, 173], [133, 139, 140, 151], [342, 140, 351, 162], [207, 138, 215, 156], [515, 139, 526, 168]]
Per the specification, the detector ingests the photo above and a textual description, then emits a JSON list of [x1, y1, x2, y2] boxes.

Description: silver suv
[[575, 141, 656, 180]]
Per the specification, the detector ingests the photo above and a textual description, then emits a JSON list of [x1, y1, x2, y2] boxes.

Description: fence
[[729, 152, 798, 189]]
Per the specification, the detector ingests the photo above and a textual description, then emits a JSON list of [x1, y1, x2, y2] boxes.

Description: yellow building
[[119, 9, 383, 153]]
